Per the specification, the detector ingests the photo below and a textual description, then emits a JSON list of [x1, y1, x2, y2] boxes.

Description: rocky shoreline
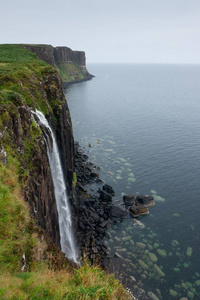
[[73, 142, 155, 300]]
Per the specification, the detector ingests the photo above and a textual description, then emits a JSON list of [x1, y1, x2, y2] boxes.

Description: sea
[[65, 64, 200, 300]]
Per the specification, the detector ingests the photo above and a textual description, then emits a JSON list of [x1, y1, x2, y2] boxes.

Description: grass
[[0, 159, 35, 272], [0, 262, 130, 300], [0, 44, 59, 115]]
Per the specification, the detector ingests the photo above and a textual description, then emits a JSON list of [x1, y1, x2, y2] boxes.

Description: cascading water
[[32, 109, 78, 264]]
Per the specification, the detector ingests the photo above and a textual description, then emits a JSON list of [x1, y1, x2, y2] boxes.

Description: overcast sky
[[1, 0, 200, 63]]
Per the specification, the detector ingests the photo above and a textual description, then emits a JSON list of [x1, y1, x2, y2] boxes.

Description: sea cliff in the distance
[[24, 44, 94, 86]]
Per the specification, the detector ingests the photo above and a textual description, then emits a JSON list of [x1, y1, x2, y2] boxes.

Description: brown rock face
[[0, 71, 75, 247], [25, 44, 86, 67], [54, 47, 86, 66], [24, 44, 55, 67]]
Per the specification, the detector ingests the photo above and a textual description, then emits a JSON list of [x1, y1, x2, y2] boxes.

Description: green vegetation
[[56, 62, 85, 82], [0, 263, 130, 299], [0, 44, 62, 115]]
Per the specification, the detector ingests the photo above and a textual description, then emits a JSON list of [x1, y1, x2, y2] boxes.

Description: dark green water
[[66, 64, 200, 299]]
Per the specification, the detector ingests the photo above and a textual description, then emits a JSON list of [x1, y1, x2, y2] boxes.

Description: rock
[[77, 182, 87, 192], [121, 236, 131, 242], [169, 289, 178, 297], [99, 190, 112, 202], [99, 220, 109, 228], [129, 206, 149, 217], [123, 195, 136, 206], [132, 219, 145, 228], [110, 206, 128, 221], [147, 291, 160, 300], [187, 291, 194, 299], [102, 184, 115, 196], [195, 280, 200, 286], [156, 249, 167, 258], [114, 252, 124, 259], [136, 195, 155, 207], [153, 264, 165, 277], [130, 276, 136, 282], [138, 259, 148, 269], [136, 242, 146, 249], [148, 252, 158, 262], [172, 240, 179, 247], [186, 247, 192, 257], [90, 171, 99, 178]]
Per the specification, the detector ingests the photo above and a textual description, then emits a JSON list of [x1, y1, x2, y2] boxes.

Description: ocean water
[[65, 64, 200, 299]]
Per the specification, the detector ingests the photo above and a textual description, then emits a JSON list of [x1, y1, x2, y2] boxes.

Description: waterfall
[[32, 109, 78, 264]]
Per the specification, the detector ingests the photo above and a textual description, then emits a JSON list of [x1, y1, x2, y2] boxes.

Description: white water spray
[[32, 109, 78, 264]]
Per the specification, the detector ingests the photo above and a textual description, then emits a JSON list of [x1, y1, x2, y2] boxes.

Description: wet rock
[[123, 195, 136, 206], [129, 206, 149, 217], [99, 220, 109, 228], [186, 247, 192, 257], [114, 252, 124, 259], [77, 182, 87, 192], [102, 184, 115, 196], [99, 190, 112, 202], [148, 252, 158, 262], [132, 219, 145, 229], [147, 291, 160, 300], [136, 195, 155, 207], [157, 249, 167, 258], [153, 264, 165, 277], [121, 236, 131, 242], [110, 205, 128, 221], [90, 171, 99, 178], [136, 242, 146, 249], [138, 259, 148, 269], [169, 289, 178, 297]]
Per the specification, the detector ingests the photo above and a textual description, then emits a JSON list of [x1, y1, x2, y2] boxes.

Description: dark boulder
[[110, 205, 128, 221], [102, 184, 115, 196], [136, 195, 155, 207], [99, 190, 112, 202], [123, 195, 136, 206], [129, 206, 149, 217]]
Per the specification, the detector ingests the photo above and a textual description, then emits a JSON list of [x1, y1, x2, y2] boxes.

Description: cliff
[[0, 44, 131, 300], [0, 44, 74, 247], [24, 44, 94, 85]]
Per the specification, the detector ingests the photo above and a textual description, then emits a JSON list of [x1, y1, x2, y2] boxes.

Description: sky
[[1, 0, 200, 64]]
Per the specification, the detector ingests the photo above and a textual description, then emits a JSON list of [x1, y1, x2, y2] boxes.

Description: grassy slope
[[0, 45, 131, 299]]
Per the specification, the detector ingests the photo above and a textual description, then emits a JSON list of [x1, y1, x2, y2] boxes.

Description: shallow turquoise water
[[66, 64, 200, 299]]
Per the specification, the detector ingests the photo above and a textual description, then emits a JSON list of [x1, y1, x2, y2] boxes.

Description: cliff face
[[24, 44, 93, 85], [0, 44, 74, 246]]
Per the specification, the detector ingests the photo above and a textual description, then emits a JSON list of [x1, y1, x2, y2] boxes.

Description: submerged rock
[[136, 242, 146, 249], [169, 289, 178, 297], [186, 247, 192, 257], [148, 252, 158, 262], [157, 249, 167, 258], [147, 291, 160, 300], [138, 259, 148, 269], [132, 219, 145, 229], [153, 264, 165, 277]]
